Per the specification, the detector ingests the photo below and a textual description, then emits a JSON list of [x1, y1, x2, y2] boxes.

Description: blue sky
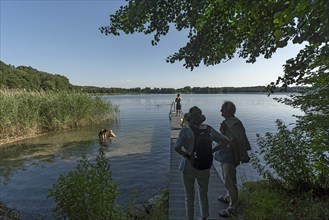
[[1, 1, 303, 89]]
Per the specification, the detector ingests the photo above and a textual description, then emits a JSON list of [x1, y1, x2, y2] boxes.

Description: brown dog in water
[[98, 129, 116, 141]]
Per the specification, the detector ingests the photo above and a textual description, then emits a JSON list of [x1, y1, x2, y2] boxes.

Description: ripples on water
[[0, 94, 302, 219]]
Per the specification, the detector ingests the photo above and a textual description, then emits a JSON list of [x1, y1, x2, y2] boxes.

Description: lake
[[0, 93, 302, 219]]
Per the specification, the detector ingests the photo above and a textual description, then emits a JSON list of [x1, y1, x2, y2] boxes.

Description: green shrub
[[149, 189, 169, 220], [48, 147, 126, 219], [252, 119, 329, 193]]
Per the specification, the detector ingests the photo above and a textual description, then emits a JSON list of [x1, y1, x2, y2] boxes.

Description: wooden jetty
[[168, 113, 236, 220]]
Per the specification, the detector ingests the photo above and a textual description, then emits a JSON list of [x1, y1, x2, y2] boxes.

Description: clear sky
[[1, 0, 303, 89]]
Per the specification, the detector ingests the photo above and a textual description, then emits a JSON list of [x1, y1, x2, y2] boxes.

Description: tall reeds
[[0, 90, 119, 141]]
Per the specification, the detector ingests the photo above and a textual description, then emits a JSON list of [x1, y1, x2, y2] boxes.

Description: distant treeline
[[0, 60, 304, 94], [76, 85, 304, 94]]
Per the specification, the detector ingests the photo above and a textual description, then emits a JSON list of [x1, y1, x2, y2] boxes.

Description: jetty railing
[[169, 101, 176, 120]]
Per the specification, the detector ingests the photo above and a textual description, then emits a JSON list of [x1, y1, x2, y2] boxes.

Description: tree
[[101, 0, 329, 192], [0, 61, 72, 91]]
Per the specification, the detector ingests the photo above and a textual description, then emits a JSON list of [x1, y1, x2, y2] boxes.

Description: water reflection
[[0, 137, 97, 185]]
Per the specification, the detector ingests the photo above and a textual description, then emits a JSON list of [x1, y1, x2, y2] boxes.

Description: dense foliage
[[0, 90, 118, 141], [0, 61, 72, 91], [101, 0, 329, 193], [101, 0, 328, 70], [253, 120, 328, 192], [49, 147, 125, 219]]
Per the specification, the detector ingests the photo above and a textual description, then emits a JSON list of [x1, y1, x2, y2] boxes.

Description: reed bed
[[0, 90, 119, 142]]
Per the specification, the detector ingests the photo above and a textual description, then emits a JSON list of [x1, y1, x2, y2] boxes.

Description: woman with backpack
[[174, 106, 229, 220]]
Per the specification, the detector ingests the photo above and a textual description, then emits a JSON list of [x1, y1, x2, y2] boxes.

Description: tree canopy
[[0, 61, 72, 91], [101, 1, 328, 68], [101, 0, 329, 192], [100, 0, 328, 111]]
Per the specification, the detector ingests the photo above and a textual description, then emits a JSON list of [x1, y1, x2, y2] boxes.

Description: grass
[[146, 189, 169, 220], [129, 189, 169, 220], [239, 181, 329, 220], [0, 89, 118, 142], [148, 181, 329, 220]]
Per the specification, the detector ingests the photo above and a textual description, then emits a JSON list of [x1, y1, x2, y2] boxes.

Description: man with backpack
[[214, 101, 251, 217], [175, 106, 229, 220]]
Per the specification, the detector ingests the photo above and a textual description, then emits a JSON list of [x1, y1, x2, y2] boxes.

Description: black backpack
[[189, 125, 213, 170]]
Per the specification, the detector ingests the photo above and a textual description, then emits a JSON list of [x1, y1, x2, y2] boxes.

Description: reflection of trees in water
[[0, 139, 96, 185], [0, 144, 29, 185]]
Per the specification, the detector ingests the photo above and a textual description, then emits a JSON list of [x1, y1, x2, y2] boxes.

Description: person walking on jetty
[[175, 106, 229, 220], [213, 101, 251, 217], [175, 93, 182, 116]]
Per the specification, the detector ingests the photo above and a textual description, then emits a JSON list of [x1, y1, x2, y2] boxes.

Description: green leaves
[[49, 148, 125, 219], [274, 29, 283, 39], [0, 61, 71, 91], [297, 0, 308, 12], [102, 0, 328, 80], [276, 39, 288, 48], [253, 119, 329, 193]]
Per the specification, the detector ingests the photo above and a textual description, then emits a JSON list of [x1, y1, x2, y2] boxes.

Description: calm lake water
[[0, 94, 302, 219]]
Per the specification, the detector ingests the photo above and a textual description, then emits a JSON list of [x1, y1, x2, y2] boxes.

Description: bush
[[252, 119, 329, 193], [48, 147, 125, 219], [149, 189, 169, 220]]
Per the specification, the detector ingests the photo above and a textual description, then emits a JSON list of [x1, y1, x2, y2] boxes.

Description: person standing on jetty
[[175, 106, 229, 220], [214, 101, 251, 217], [175, 94, 182, 116]]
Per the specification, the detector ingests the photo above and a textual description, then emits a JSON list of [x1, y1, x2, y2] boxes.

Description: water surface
[[0, 94, 302, 219]]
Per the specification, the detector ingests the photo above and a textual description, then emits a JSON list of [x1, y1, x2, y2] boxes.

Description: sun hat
[[186, 106, 206, 125]]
